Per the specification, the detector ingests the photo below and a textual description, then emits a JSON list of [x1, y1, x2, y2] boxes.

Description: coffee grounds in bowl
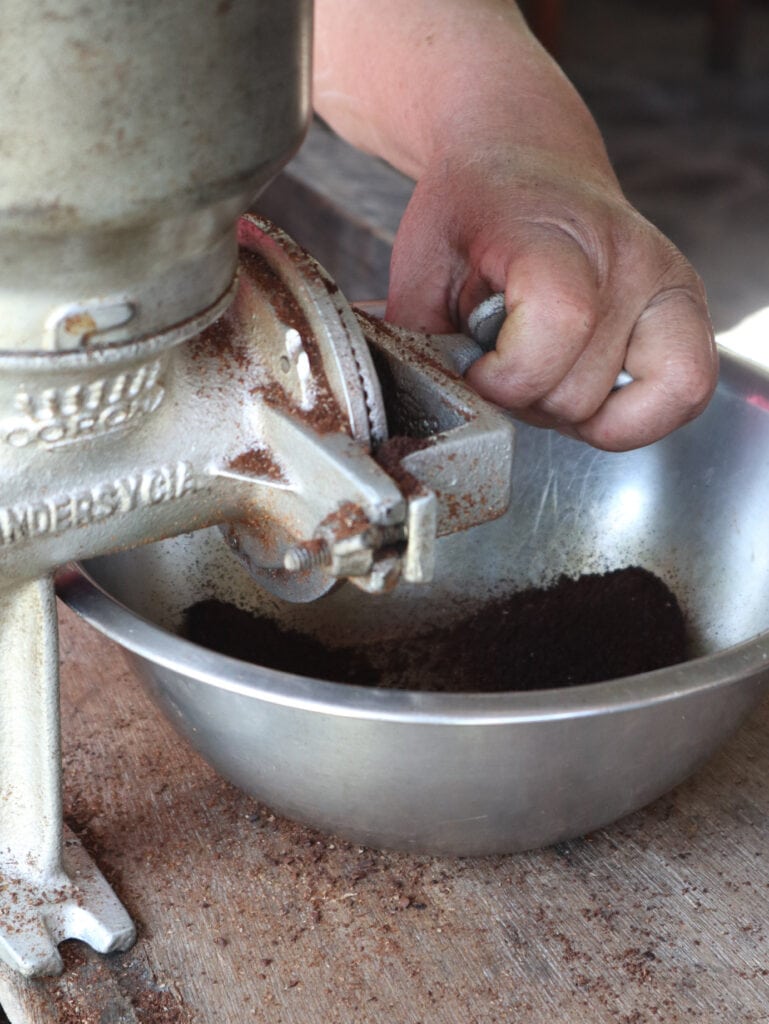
[[183, 566, 687, 693]]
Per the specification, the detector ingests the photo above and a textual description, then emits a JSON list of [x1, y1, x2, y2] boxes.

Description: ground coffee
[[183, 566, 687, 692]]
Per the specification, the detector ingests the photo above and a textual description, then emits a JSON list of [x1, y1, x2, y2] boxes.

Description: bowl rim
[[56, 561, 769, 726]]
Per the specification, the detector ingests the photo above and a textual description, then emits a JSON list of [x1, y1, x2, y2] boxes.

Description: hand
[[313, 0, 718, 451], [385, 145, 717, 452]]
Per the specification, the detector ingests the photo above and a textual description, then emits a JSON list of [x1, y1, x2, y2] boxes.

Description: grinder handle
[[467, 292, 633, 389]]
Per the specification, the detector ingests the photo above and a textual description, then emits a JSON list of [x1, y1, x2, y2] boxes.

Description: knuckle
[[665, 357, 717, 417], [540, 388, 602, 425], [494, 365, 559, 407], [543, 291, 599, 341]]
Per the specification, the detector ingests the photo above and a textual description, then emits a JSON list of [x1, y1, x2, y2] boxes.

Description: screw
[[283, 539, 331, 573]]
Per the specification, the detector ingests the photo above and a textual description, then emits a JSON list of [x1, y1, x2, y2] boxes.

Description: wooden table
[[1, 601, 769, 1023]]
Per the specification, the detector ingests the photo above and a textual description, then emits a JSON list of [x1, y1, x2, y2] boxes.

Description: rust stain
[[63, 312, 98, 337], [229, 446, 286, 482], [374, 435, 433, 498], [356, 309, 464, 382], [239, 248, 309, 339], [252, 378, 348, 436], [189, 308, 246, 371], [321, 502, 370, 541]]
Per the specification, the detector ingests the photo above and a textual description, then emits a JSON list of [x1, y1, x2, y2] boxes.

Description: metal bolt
[[283, 539, 331, 573], [283, 523, 407, 575], [376, 523, 408, 546]]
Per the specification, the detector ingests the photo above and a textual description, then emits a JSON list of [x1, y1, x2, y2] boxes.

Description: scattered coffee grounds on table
[[183, 566, 687, 693]]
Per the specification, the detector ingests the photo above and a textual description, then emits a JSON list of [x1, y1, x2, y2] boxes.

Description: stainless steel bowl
[[60, 348, 769, 855]]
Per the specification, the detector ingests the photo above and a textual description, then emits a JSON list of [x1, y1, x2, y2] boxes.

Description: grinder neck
[[0, 0, 312, 355]]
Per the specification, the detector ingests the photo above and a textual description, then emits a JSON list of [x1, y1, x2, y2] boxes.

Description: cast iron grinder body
[[0, 0, 513, 976]]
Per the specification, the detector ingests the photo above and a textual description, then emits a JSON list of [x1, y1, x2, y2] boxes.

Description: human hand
[[313, 0, 717, 450], [385, 146, 717, 452]]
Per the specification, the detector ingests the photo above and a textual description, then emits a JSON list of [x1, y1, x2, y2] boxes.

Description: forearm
[[313, 0, 616, 187]]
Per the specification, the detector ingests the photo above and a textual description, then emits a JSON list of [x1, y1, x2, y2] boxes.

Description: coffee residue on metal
[[183, 566, 687, 692], [373, 435, 434, 498], [229, 446, 286, 481]]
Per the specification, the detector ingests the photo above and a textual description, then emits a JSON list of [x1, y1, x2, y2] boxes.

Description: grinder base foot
[[0, 824, 136, 978]]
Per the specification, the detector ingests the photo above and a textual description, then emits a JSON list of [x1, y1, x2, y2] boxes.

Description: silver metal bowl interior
[[62, 348, 769, 855]]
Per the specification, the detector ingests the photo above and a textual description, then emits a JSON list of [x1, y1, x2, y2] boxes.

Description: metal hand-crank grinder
[[0, 1, 514, 977]]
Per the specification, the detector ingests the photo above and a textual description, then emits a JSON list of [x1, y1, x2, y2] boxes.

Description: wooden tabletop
[[1, 602, 768, 1023]]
